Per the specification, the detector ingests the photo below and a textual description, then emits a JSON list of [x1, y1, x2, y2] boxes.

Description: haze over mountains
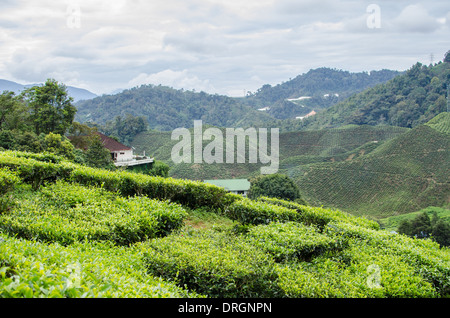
[[0, 79, 98, 102]]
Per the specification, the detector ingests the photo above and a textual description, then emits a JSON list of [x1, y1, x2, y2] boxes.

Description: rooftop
[[204, 179, 251, 191], [95, 132, 132, 152]]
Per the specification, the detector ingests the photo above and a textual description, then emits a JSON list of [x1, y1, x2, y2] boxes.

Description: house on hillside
[[94, 132, 154, 167], [204, 179, 251, 196], [68, 132, 154, 168]]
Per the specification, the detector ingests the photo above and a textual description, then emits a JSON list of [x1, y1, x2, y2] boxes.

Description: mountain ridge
[[0, 79, 98, 102]]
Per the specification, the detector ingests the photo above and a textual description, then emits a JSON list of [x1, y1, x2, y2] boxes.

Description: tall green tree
[[0, 91, 30, 132], [248, 173, 304, 203], [398, 210, 450, 247], [23, 79, 77, 135], [84, 134, 115, 170]]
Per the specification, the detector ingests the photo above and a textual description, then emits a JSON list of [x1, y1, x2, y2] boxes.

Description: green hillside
[[131, 125, 408, 181], [74, 67, 401, 130], [292, 114, 450, 218], [74, 85, 274, 131], [1, 150, 449, 298], [241, 68, 401, 120], [131, 114, 448, 219], [296, 61, 450, 131]]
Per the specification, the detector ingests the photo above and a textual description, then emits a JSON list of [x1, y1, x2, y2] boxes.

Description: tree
[[42, 132, 75, 160], [432, 219, 450, 247], [397, 210, 450, 247], [148, 161, 170, 177], [444, 50, 450, 63], [84, 134, 115, 169], [23, 79, 77, 135], [0, 91, 30, 132], [68, 122, 98, 150], [248, 174, 304, 202]]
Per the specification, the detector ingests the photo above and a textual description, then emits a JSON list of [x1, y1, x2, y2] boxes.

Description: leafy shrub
[[258, 196, 379, 230], [225, 198, 301, 225], [0, 151, 236, 211], [0, 168, 20, 196], [324, 221, 450, 296], [245, 222, 335, 262], [0, 168, 21, 213], [0, 234, 197, 298], [276, 243, 437, 298], [0, 182, 188, 246], [0, 152, 74, 190], [143, 230, 283, 298]]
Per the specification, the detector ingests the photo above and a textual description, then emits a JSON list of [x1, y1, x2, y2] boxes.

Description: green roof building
[[204, 179, 251, 196]]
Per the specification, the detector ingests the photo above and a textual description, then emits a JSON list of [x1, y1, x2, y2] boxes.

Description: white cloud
[[0, 0, 449, 96], [128, 69, 217, 93], [392, 4, 442, 33]]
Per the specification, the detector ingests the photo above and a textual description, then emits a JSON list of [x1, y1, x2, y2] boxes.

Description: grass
[[379, 206, 450, 232]]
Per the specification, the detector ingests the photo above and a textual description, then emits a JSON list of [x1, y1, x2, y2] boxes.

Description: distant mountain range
[[74, 67, 404, 130], [0, 79, 98, 102]]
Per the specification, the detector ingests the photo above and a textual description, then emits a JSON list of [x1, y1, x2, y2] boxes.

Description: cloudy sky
[[0, 0, 449, 96]]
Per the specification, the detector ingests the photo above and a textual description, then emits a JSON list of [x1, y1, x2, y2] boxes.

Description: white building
[[95, 132, 154, 167]]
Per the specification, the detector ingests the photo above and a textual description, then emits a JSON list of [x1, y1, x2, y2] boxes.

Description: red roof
[[95, 132, 132, 152]]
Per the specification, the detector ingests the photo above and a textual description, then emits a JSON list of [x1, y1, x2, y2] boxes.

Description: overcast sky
[[0, 0, 449, 96]]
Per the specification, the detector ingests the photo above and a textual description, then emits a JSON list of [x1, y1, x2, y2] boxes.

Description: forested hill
[[239, 68, 402, 120], [75, 85, 274, 131], [74, 67, 402, 130], [294, 61, 450, 130]]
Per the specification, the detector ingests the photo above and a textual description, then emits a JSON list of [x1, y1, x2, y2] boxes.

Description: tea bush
[[258, 196, 379, 229], [0, 181, 188, 246], [0, 168, 21, 213], [324, 221, 450, 296], [0, 233, 198, 298], [143, 230, 284, 298], [0, 151, 236, 211], [245, 222, 335, 262], [225, 198, 301, 225]]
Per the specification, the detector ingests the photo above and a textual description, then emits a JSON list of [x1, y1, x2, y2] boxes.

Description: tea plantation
[[0, 150, 449, 298]]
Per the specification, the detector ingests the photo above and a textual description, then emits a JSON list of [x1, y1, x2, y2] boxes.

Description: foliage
[[256, 196, 379, 230], [0, 150, 237, 211], [143, 230, 283, 298], [299, 62, 449, 130], [0, 181, 188, 246], [225, 198, 301, 225], [0, 168, 20, 213], [0, 91, 30, 132], [245, 222, 335, 262], [75, 85, 274, 131], [1, 149, 449, 298], [248, 173, 302, 202], [84, 134, 115, 170], [0, 234, 197, 298], [444, 50, 450, 63], [93, 114, 148, 145], [292, 115, 450, 217], [21, 79, 77, 135], [242, 67, 401, 119], [398, 211, 450, 247]]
